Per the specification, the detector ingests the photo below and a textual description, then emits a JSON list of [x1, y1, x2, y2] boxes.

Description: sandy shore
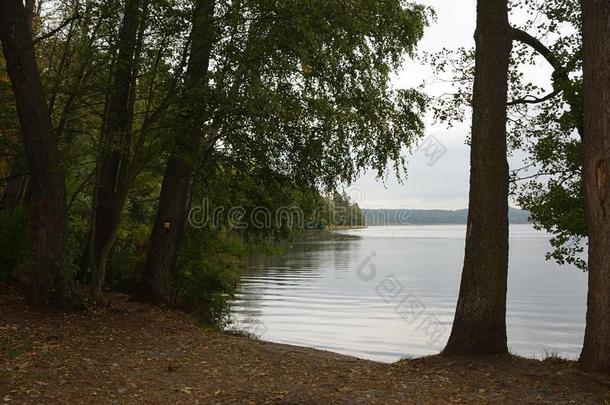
[[1, 286, 609, 404]]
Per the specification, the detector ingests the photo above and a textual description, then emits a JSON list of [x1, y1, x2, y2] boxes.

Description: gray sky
[[354, 0, 551, 210]]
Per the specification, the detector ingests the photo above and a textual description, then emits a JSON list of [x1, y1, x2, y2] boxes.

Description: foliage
[[174, 228, 244, 327], [208, 0, 431, 190], [319, 192, 365, 228], [174, 158, 365, 325], [0, 0, 432, 316]]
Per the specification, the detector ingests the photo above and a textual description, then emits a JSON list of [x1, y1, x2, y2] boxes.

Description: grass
[[223, 325, 260, 340], [542, 349, 571, 365]]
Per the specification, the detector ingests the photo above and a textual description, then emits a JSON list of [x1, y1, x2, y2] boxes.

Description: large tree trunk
[[579, 0, 610, 372], [443, 0, 512, 355], [88, 0, 144, 301], [0, 0, 81, 307], [135, 0, 216, 302]]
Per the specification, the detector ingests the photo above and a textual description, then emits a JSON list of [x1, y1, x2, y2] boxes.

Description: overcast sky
[[354, 0, 550, 210]]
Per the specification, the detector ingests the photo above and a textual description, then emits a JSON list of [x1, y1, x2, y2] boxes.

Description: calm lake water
[[229, 225, 587, 363]]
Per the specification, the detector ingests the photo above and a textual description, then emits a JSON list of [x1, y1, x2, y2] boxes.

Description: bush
[[0, 208, 32, 282], [173, 228, 245, 327], [105, 218, 151, 293]]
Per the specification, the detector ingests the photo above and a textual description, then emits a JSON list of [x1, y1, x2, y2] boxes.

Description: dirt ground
[[1, 286, 609, 404]]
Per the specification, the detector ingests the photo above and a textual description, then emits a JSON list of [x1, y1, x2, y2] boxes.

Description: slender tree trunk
[[443, 0, 512, 355], [0, 162, 28, 213], [135, 0, 216, 302], [0, 0, 81, 307], [88, 0, 144, 301], [579, 0, 610, 372]]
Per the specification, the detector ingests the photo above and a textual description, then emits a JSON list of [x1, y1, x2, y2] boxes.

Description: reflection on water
[[229, 225, 587, 363]]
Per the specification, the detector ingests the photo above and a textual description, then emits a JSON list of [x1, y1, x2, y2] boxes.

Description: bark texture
[[0, 0, 80, 307], [579, 0, 610, 372], [443, 0, 512, 355], [136, 0, 216, 302], [88, 0, 144, 301]]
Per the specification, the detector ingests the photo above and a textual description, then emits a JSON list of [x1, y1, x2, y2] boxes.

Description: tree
[[443, 0, 512, 355], [136, 0, 430, 302], [136, 0, 217, 302], [87, 0, 145, 301], [509, 1, 585, 271], [0, 0, 80, 307], [0, 53, 25, 214], [426, 0, 586, 271], [579, 0, 610, 372]]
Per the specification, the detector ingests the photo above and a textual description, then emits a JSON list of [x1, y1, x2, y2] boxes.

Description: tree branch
[[32, 13, 81, 45], [511, 28, 567, 78], [508, 88, 561, 106], [511, 27, 583, 136]]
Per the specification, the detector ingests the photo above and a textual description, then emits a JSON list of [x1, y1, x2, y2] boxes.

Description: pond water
[[229, 225, 587, 363]]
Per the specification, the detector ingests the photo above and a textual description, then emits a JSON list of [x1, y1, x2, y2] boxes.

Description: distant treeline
[[362, 207, 530, 226], [305, 193, 365, 230]]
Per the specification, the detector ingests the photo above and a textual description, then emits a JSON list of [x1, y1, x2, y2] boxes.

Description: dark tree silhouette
[[0, 0, 80, 307], [88, 0, 145, 301], [443, 0, 512, 355], [136, 0, 216, 302], [579, 0, 610, 372]]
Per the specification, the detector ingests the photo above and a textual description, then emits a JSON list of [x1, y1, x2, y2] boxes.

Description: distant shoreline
[[361, 207, 531, 226], [325, 225, 367, 230], [354, 223, 535, 227]]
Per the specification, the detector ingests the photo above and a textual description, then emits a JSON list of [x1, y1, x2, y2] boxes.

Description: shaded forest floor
[[1, 286, 609, 404]]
